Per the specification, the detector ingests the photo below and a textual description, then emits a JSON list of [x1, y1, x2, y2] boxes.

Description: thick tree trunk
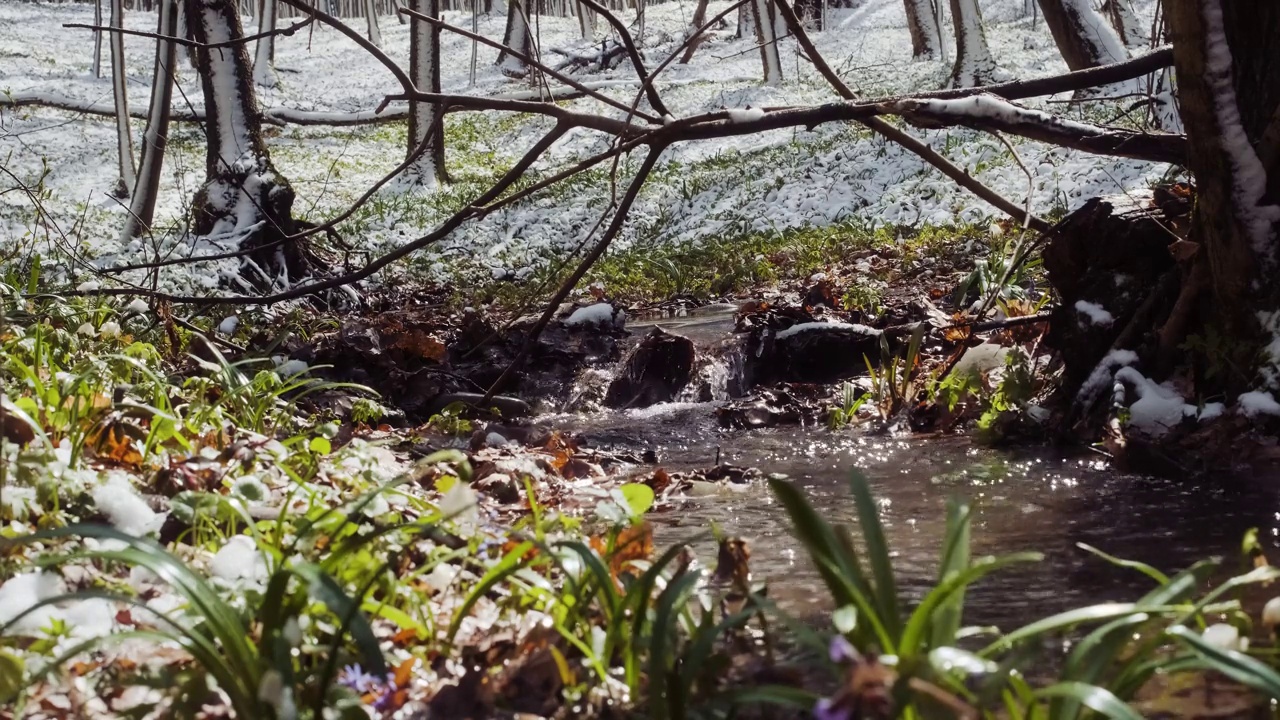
[[1165, 0, 1280, 392], [403, 0, 445, 187], [184, 0, 306, 290], [121, 0, 178, 241], [253, 0, 279, 87], [496, 0, 533, 77], [1037, 0, 1126, 71], [109, 0, 136, 199], [903, 0, 941, 59], [947, 0, 997, 88], [364, 0, 382, 46], [752, 0, 783, 85]]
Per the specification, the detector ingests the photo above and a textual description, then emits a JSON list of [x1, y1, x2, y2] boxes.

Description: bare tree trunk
[[496, 0, 533, 77], [947, 0, 997, 87], [364, 0, 382, 45], [678, 0, 709, 64], [1102, 0, 1146, 48], [1037, 0, 1126, 71], [253, 0, 279, 86], [1164, 0, 1280, 394], [403, 0, 445, 187], [576, 0, 595, 38], [109, 0, 136, 199], [752, 0, 782, 85], [904, 0, 941, 59], [184, 0, 306, 289], [122, 0, 178, 241], [92, 0, 104, 78]]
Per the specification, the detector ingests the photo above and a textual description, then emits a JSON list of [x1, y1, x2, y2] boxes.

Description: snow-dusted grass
[[0, 0, 1172, 296]]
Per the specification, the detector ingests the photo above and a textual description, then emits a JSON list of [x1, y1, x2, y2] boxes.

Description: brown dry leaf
[[0, 405, 36, 446], [711, 538, 751, 587], [943, 326, 971, 343], [647, 468, 672, 494], [391, 330, 447, 362], [87, 418, 144, 468], [391, 627, 421, 647], [591, 522, 654, 579]]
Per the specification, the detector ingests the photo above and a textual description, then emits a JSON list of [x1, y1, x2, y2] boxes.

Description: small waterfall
[[677, 354, 731, 402]]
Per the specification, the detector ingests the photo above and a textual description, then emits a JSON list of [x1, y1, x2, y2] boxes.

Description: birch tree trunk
[[109, 0, 136, 198], [904, 0, 941, 59], [947, 0, 997, 88], [183, 0, 307, 289], [752, 0, 782, 85], [364, 0, 382, 46], [496, 0, 533, 77], [121, 0, 178, 241], [253, 0, 279, 87], [1037, 0, 1127, 71], [1164, 0, 1280, 394], [403, 0, 445, 187], [92, 0, 104, 78]]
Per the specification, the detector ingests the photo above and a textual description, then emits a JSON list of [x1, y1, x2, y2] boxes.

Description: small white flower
[[76, 281, 100, 292], [1202, 623, 1247, 651], [76, 322, 96, 337], [98, 321, 121, 339], [1263, 597, 1280, 629], [125, 298, 149, 314], [283, 617, 302, 647], [258, 670, 284, 706]]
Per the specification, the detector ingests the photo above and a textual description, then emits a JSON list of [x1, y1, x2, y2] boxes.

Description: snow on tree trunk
[[121, 0, 178, 241], [1036, 0, 1126, 72], [1166, 0, 1280, 393], [947, 0, 997, 88], [109, 0, 136, 199], [184, 0, 306, 290], [253, 0, 279, 87], [1102, 0, 1146, 48], [496, 0, 533, 77], [92, 0, 104, 78], [576, 0, 595, 38], [752, 0, 783, 85], [364, 0, 382, 46], [402, 0, 445, 187], [903, 0, 941, 59]]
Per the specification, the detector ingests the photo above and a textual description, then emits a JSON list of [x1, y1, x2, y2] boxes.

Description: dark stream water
[[555, 306, 1280, 633]]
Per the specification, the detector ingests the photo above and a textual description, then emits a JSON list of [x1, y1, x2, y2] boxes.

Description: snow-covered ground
[[0, 0, 1173, 293]]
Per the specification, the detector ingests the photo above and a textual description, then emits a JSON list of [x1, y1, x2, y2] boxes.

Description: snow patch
[[775, 321, 880, 341], [1238, 390, 1280, 417], [1076, 348, 1138, 405], [93, 476, 162, 536], [1113, 367, 1209, 435], [1074, 300, 1114, 326], [210, 535, 269, 585], [564, 302, 620, 328], [726, 107, 766, 123]]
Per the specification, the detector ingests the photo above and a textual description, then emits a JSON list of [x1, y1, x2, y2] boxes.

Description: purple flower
[[339, 664, 385, 695], [814, 696, 854, 720], [828, 635, 859, 665]]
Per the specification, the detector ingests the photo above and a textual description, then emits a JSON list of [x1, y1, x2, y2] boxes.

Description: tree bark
[[121, 0, 178, 241], [184, 0, 306, 290], [92, 0, 104, 78], [1037, 0, 1127, 71], [253, 0, 279, 87], [496, 0, 533, 77], [903, 0, 941, 59], [737, 1, 755, 40], [109, 0, 136, 199], [576, 0, 595, 38], [1165, 0, 1280, 392], [364, 0, 382, 46], [1102, 0, 1147, 48], [947, 0, 997, 88], [678, 0, 709, 64], [404, 0, 445, 187], [752, 0, 783, 86]]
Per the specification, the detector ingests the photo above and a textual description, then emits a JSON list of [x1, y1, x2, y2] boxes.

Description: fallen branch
[[64, 16, 314, 49]]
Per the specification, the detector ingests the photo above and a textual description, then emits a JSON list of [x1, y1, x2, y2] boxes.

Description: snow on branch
[[883, 94, 1187, 165]]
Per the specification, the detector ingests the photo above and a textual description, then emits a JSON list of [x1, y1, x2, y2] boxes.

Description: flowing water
[[558, 306, 1280, 632]]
